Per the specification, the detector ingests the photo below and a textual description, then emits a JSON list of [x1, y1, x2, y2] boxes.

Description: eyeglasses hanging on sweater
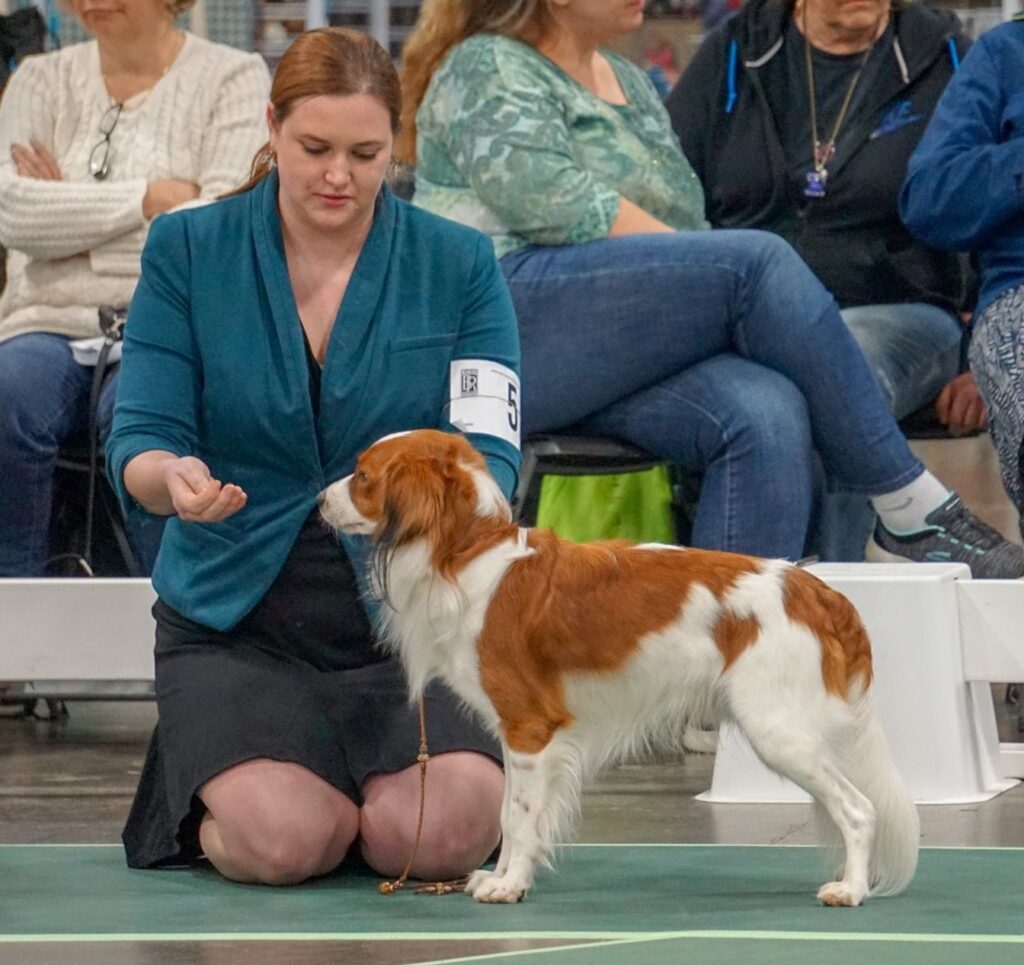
[[88, 101, 123, 181], [88, 29, 184, 181]]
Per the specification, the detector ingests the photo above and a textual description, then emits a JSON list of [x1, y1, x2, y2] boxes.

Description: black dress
[[122, 336, 501, 869]]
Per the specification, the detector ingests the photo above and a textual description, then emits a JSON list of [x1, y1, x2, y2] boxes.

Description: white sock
[[871, 472, 952, 533]]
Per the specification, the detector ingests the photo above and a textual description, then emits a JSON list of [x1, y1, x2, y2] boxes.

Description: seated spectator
[[901, 13, 1024, 525], [108, 28, 515, 883], [666, 0, 977, 558], [0, 0, 269, 576], [400, 0, 1024, 577]]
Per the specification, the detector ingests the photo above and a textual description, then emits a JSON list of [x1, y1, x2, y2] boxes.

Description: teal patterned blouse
[[414, 34, 709, 259]]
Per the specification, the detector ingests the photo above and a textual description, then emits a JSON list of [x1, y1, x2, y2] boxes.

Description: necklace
[[801, 7, 879, 199], [100, 29, 184, 110]]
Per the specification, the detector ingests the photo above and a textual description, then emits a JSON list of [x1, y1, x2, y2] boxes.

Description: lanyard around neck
[[804, 34, 873, 174], [799, 5, 885, 198]]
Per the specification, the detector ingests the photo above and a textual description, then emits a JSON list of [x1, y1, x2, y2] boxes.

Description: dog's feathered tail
[[816, 688, 920, 897]]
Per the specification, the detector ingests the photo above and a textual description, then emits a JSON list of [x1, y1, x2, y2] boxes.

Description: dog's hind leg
[[736, 718, 876, 907], [466, 734, 578, 904]]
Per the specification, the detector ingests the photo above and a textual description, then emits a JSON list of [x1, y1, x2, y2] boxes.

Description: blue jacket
[[900, 18, 1024, 316], [107, 173, 521, 631]]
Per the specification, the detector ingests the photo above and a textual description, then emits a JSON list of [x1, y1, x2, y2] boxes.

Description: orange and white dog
[[320, 430, 919, 907]]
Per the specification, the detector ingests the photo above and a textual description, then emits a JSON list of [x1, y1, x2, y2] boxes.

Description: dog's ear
[[434, 433, 511, 521], [372, 455, 457, 603], [376, 456, 448, 551]]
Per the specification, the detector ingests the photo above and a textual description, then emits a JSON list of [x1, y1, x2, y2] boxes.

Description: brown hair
[[230, 27, 401, 197], [396, 0, 551, 164]]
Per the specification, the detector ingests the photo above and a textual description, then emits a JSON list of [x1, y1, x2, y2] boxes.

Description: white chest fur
[[376, 532, 533, 727]]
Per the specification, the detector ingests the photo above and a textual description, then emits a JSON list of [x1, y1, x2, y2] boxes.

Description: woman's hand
[[935, 370, 989, 436], [10, 140, 62, 180], [163, 456, 247, 523], [143, 179, 201, 219]]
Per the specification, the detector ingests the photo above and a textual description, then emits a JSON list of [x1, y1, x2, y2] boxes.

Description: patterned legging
[[970, 283, 1024, 516]]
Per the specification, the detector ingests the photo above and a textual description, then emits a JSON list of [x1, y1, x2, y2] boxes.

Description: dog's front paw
[[467, 871, 528, 904], [465, 869, 498, 897], [817, 880, 866, 907]]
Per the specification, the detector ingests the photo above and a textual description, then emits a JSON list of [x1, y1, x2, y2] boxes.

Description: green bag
[[535, 467, 676, 544]]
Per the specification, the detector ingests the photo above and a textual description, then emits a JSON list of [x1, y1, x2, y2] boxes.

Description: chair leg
[[512, 448, 539, 523], [47, 467, 95, 576], [1008, 684, 1023, 735], [42, 699, 69, 721], [668, 465, 700, 546], [99, 480, 141, 577]]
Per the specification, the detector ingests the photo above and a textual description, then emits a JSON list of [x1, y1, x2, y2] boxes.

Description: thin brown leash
[[378, 698, 469, 896]]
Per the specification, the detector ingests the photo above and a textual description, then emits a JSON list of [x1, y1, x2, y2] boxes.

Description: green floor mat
[[2, 845, 1021, 941], [426, 936, 1024, 965]]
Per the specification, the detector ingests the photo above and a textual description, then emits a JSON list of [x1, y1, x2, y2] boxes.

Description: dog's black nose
[[315, 491, 327, 507]]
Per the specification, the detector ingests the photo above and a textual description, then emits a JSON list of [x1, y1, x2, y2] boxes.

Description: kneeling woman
[[107, 29, 520, 884]]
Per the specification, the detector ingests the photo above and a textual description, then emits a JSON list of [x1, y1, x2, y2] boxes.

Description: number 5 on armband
[[448, 359, 521, 449]]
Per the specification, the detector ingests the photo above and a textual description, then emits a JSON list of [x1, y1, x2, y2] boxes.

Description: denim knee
[[0, 374, 56, 453], [0, 336, 89, 453], [734, 228, 806, 275], [725, 230, 836, 333]]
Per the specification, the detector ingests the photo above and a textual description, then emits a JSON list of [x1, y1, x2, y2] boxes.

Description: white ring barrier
[[701, 563, 1024, 805]]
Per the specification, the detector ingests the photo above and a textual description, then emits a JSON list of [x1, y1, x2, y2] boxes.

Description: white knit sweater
[[0, 33, 270, 343]]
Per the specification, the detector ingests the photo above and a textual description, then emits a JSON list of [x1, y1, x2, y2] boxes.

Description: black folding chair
[[49, 307, 139, 577]]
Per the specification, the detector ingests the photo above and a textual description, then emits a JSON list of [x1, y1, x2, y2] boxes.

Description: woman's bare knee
[[360, 752, 503, 879], [199, 759, 359, 885], [201, 813, 352, 885]]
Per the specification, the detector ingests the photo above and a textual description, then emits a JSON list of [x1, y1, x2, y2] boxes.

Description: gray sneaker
[[866, 494, 1024, 579]]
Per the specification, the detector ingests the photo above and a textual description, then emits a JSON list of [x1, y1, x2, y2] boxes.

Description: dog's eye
[[357, 471, 368, 483]]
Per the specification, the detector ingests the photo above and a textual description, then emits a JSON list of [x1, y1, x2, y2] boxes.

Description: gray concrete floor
[[2, 434, 1022, 964]]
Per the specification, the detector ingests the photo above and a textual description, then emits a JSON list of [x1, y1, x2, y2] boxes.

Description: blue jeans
[[500, 230, 925, 559], [809, 302, 965, 561], [0, 333, 161, 576], [843, 302, 965, 422]]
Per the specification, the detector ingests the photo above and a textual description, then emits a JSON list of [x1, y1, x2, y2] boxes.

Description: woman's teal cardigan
[[107, 174, 521, 631]]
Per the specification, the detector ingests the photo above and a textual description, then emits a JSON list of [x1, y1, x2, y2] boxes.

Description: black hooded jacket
[[666, 0, 971, 311]]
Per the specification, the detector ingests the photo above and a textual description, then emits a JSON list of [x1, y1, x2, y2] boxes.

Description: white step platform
[[2, 579, 157, 684], [700, 562, 1024, 806]]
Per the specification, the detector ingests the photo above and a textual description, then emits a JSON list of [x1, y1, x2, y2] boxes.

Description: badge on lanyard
[[804, 169, 828, 199]]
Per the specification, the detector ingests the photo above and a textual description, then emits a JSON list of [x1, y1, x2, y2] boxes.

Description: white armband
[[447, 359, 521, 449]]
